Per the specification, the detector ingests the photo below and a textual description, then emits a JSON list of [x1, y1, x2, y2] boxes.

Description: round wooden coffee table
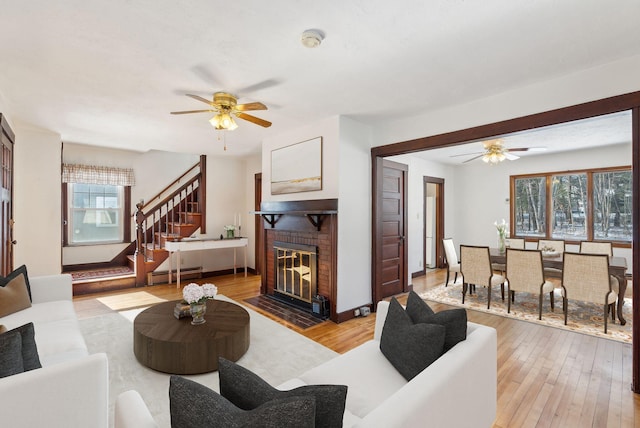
[[133, 299, 250, 374]]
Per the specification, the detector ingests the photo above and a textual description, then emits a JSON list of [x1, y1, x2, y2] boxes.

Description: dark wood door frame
[[423, 176, 445, 271], [254, 173, 263, 282], [0, 115, 14, 276], [371, 90, 640, 393]]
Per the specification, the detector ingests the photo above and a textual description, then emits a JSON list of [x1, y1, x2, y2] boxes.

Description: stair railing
[[134, 155, 206, 286]]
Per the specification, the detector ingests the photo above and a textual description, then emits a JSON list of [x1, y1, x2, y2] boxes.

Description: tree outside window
[[514, 176, 546, 237], [551, 173, 587, 240], [511, 167, 631, 243], [593, 171, 632, 241]]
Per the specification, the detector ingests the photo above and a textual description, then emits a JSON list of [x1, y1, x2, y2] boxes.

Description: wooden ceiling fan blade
[[508, 146, 547, 152], [235, 112, 272, 128], [505, 153, 520, 161], [450, 151, 484, 158], [170, 109, 215, 115], [186, 94, 215, 106], [235, 102, 267, 112], [463, 154, 484, 163]]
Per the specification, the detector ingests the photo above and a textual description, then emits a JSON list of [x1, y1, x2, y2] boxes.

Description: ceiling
[[0, 1, 639, 157], [414, 110, 633, 165]]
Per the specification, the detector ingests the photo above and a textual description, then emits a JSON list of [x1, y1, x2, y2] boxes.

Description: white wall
[[373, 54, 640, 148], [262, 116, 340, 201], [13, 124, 62, 275], [336, 117, 373, 313]]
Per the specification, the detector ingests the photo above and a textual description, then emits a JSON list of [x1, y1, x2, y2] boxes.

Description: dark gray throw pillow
[[0, 329, 25, 378], [406, 290, 467, 352], [0, 265, 32, 301], [380, 297, 445, 381], [169, 375, 316, 428], [219, 357, 347, 428], [7, 322, 41, 371]]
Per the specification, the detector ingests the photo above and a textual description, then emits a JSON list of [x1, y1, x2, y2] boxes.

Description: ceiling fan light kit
[[171, 91, 272, 135], [209, 113, 238, 131], [451, 138, 546, 164]]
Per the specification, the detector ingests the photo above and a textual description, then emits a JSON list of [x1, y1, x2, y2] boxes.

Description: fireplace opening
[[273, 241, 318, 311]]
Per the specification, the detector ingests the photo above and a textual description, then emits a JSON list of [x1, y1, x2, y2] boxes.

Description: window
[[68, 184, 124, 244], [551, 173, 587, 240], [514, 176, 546, 237], [61, 164, 134, 246], [593, 170, 632, 240], [511, 167, 632, 243]]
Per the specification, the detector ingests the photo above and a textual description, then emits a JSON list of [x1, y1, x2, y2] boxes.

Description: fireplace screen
[[274, 242, 317, 303]]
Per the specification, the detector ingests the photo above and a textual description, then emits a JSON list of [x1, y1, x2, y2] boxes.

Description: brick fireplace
[[258, 199, 338, 322]]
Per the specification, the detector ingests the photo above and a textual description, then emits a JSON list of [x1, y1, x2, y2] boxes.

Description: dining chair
[[442, 238, 461, 287], [505, 248, 555, 319], [506, 238, 525, 249], [537, 239, 565, 253], [537, 239, 565, 278], [579, 241, 613, 256], [460, 245, 505, 309], [561, 252, 619, 333], [491, 238, 526, 275]]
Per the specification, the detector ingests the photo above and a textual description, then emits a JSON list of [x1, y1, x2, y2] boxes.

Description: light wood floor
[[73, 269, 640, 427]]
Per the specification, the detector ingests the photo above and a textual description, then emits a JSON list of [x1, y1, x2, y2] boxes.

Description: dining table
[[489, 248, 629, 325]]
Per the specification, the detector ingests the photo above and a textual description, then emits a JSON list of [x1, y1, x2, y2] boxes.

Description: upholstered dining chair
[[561, 252, 619, 333], [491, 237, 526, 275], [442, 238, 461, 287], [506, 238, 525, 249], [580, 241, 613, 256], [460, 245, 505, 309], [537, 239, 566, 278], [505, 248, 555, 319], [537, 239, 565, 253]]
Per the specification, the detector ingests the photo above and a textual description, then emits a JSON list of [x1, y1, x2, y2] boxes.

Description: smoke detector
[[301, 29, 325, 48]]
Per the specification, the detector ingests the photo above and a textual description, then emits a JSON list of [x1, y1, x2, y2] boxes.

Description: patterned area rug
[[421, 281, 632, 343], [69, 266, 134, 281]]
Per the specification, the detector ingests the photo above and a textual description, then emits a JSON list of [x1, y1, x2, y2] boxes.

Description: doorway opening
[[423, 177, 444, 272]]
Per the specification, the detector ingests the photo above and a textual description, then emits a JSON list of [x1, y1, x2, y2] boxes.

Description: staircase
[[70, 157, 206, 294], [131, 159, 206, 287]]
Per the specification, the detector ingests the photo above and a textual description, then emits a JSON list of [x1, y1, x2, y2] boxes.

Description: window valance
[[62, 164, 135, 186]]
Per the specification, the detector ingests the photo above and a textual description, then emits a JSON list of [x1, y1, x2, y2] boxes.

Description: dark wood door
[[0, 115, 14, 276], [373, 158, 408, 302]]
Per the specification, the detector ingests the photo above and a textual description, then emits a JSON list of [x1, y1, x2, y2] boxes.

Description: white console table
[[165, 237, 248, 288]]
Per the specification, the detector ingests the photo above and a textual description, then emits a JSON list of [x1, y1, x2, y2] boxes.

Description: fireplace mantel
[[252, 209, 337, 230], [256, 199, 339, 322]]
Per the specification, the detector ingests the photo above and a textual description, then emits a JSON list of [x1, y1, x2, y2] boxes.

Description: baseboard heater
[[147, 267, 202, 285]]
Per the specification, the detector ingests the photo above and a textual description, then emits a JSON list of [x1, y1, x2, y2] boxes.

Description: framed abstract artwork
[[271, 137, 322, 195]]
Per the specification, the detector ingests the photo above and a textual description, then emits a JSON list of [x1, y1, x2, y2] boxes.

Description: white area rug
[[79, 295, 339, 428]]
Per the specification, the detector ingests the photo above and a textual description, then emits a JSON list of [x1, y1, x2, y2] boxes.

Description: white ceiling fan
[[450, 139, 546, 164]]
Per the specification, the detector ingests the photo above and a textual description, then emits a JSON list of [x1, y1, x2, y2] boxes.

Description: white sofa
[[116, 299, 497, 428], [0, 274, 109, 428]]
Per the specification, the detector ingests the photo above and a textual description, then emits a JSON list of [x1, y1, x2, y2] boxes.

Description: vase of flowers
[[182, 283, 218, 325], [494, 219, 508, 254], [224, 225, 236, 239]]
